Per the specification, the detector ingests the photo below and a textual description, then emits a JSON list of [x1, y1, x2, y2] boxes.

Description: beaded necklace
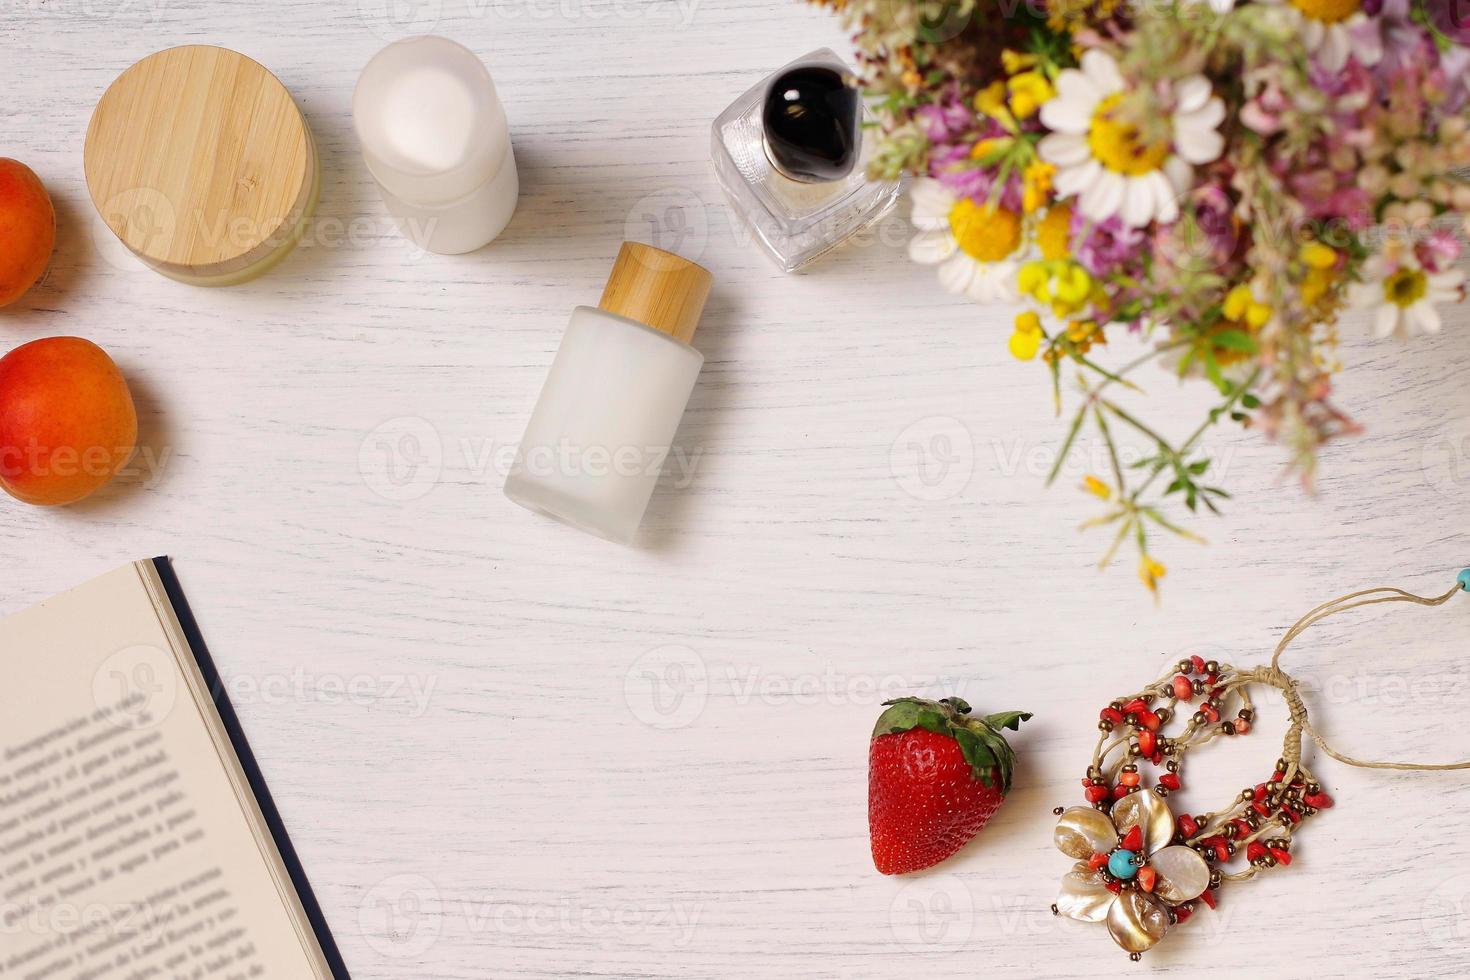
[[1050, 571, 1470, 959]]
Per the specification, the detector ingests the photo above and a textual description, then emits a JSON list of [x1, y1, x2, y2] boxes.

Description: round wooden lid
[[84, 45, 316, 283], [597, 243, 713, 345]]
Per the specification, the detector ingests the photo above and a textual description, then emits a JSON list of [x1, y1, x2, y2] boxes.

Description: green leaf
[[1210, 329, 1259, 353], [1047, 408, 1087, 487], [983, 711, 1033, 732]]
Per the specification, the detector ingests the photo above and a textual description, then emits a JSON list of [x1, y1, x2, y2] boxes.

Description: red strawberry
[[868, 696, 1031, 875]]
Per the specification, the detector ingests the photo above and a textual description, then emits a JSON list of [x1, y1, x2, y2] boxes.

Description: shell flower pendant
[[1052, 790, 1211, 956]]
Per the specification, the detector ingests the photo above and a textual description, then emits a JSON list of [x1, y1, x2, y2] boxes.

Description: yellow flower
[[971, 137, 1009, 162], [1001, 49, 1038, 75], [1050, 263, 1094, 316], [1302, 267, 1336, 306], [1009, 330, 1042, 360], [1008, 71, 1056, 120], [1022, 160, 1056, 214], [1299, 243, 1340, 306], [1018, 261, 1050, 301], [1083, 475, 1112, 499], [1301, 242, 1338, 270], [1139, 555, 1166, 595], [1037, 205, 1073, 260], [1223, 285, 1272, 328], [975, 80, 1009, 119], [1009, 311, 1044, 360], [948, 200, 1024, 262]]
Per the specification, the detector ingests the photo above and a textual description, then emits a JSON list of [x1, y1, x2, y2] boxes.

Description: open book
[[0, 559, 348, 978]]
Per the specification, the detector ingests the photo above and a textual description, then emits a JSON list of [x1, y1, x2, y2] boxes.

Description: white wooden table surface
[[6, 2, 1470, 977]]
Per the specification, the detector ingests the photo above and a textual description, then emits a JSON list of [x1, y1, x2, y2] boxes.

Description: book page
[[0, 564, 325, 979]]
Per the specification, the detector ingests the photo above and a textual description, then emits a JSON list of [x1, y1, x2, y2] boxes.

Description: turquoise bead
[[1458, 568, 1470, 592], [1108, 849, 1140, 880]]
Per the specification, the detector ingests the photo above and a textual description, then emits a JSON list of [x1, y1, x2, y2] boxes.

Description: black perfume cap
[[761, 61, 862, 184]]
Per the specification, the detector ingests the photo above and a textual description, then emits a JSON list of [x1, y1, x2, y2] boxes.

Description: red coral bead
[[1138, 730, 1157, 756], [1246, 841, 1268, 862], [1201, 703, 1219, 723], [1173, 904, 1193, 923], [1112, 783, 1131, 800], [1159, 772, 1182, 791], [1085, 784, 1111, 803], [1106, 880, 1122, 895], [1199, 888, 1217, 909], [1172, 675, 1194, 702], [1137, 866, 1158, 893], [1231, 818, 1252, 839], [1251, 801, 1272, 819], [1121, 825, 1144, 852], [1089, 852, 1109, 871], [1269, 847, 1292, 867], [1190, 655, 1206, 673], [1101, 707, 1125, 725], [1253, 783, 1269, 802], [1303, 791, 1334, 809], [1137, 709, 1161, 731], [1179, 813, 1199, 837], [1150, 751, 1164, 767], [1122, 698, 1148, 716]]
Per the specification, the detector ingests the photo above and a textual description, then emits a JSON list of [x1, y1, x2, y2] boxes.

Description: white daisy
[[907, 178, 1022, 303], [1038, 51, 1225, 230], [1261, 0, 1382, 72], [1349, 252, 1465, 339]]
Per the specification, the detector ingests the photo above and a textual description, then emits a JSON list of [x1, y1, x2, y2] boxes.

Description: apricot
[[0, 160, 56, 307], [0, 338, 138, 505]]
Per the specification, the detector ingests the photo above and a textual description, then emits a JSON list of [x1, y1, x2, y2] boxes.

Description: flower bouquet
[[811, 0, 1470, 593]]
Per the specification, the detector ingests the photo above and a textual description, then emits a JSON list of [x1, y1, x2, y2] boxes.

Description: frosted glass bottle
[[353, 36, 519, 254], [505, 243, 713, 543]]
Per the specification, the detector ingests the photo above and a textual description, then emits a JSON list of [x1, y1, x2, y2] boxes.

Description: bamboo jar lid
[[84, 45, 318, 286], [597, 243, 713, 345]]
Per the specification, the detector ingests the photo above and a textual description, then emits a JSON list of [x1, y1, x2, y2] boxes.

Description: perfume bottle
[[712, 48, 901, 273], [353, 36, 518, 254], [505, 243, 713, 544]]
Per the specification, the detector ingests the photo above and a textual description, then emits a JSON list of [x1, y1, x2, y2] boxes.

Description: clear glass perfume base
[[711, 48, 902, 273]]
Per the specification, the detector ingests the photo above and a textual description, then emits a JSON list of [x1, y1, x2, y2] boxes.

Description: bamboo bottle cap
[[597, 243, 713, 345], [84, 45, 319, 286]]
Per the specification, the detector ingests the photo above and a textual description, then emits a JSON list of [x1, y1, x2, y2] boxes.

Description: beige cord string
[[1236, 581, 1469, 779]]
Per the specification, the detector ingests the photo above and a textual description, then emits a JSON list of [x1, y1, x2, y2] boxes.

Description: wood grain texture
[[3, 2, 1470, 978], [84, 44, 316, 280]]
